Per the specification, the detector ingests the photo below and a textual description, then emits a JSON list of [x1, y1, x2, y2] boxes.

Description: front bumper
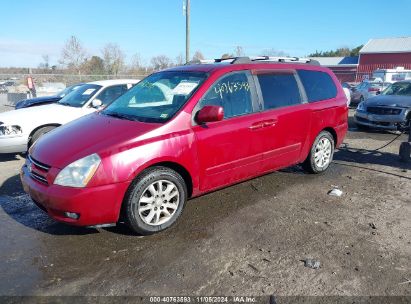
[[20, 164, 130, 227], [354, 110, 408, 130], [0, 135, 27, 154]]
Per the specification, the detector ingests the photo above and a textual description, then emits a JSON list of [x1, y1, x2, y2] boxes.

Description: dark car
[[15, 83, 84, 109], [355, 81, 411, 130]]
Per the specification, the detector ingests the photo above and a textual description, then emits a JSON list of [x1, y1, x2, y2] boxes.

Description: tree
[[175, 54, 184, 66], [234, 46, 245, 57], [309, 45, 363, 57], [260, 48, 288, 57], [150, 55, 172, 70], [350, 45, 363, 56], [221, 53, 234, 59], [38, 54, 49, 69], [102, 43, 125, 75], [81, 56, 105, 75], [128, 53, 144, 75], [192, 50, 205, 61], [60, 36, 87, 74]]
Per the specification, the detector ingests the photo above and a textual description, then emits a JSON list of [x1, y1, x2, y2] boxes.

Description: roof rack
[[186, 56, 320, 66]]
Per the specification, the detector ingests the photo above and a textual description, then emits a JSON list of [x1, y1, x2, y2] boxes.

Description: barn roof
[[360, 37, 411, 54], [309, 56, 359, 66]]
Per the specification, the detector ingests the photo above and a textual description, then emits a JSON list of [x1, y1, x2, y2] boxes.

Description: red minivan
[[21, 57, 348, 235]]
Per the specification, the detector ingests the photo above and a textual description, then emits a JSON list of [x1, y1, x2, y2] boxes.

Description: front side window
[[198, 72, 253, 119], [298, 70, 337, 102], [58, 84, 102, 108], [257, 72, 302, 110], [103, 71, 207, 123]]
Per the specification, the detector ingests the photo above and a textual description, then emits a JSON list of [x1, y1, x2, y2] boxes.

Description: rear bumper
[[20, 164, 130, 227], [0, 136, 27, 154], [355, 110, 407, 130]]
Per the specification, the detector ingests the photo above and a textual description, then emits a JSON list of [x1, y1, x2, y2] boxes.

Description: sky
[[1, 0, 411, 68]]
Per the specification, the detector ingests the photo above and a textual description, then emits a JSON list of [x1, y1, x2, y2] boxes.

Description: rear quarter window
[[297, 70, 337, 102]]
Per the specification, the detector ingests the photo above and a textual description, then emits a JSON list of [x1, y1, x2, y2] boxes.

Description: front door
[[192, 71, 264, 192]]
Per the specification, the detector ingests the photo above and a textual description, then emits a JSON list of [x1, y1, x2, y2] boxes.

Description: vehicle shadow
[[0, 174, 97, 236], [334, 147, 411, 180], [0, 153, 22, 162]]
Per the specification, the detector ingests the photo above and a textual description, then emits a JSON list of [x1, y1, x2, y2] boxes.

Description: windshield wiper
[[103, 111, 139, 121]]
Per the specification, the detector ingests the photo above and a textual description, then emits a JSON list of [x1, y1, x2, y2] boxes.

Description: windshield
[[381, 82, 411, 96], [56, 84, 83, 98], [58, 84, 102, 108], [102, 71, 207, 123]]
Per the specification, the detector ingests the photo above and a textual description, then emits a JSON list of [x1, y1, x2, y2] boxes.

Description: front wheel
[[123, 167, 187, 235], [302, 131, 335, 174]]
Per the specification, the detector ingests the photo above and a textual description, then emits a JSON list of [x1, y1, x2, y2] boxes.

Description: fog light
[[64, 212, 80, 220]]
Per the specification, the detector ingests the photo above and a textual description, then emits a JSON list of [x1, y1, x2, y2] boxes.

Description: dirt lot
[[0, 108, 410, 297]]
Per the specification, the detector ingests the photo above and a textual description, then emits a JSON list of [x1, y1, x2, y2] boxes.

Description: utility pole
[[185, 0, 190, 63]]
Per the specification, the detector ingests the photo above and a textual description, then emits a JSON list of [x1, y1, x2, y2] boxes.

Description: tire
[[356, 123, 369, 130], [29, 126, 56, 148], [302, 131, 335, 174], [123, 166, 187, 235]]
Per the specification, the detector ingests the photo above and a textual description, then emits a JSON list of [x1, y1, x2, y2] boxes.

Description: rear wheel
[[302, 131, 335, 174], [123, 166, 187, 235], [29, 126, 57, 148]]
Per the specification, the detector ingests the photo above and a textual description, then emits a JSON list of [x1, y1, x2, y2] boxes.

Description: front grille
[[367, 106, 402, 115], [28, 155, 51, 185]]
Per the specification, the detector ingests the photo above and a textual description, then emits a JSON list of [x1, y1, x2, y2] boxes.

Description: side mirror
[[92, 99, 102, 108], [376, 90, 381, 95], [196, 105, 224, 124]]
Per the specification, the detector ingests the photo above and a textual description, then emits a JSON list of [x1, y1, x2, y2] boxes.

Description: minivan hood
[[30, 112, 162, 169], [365, 95, 411, 108]]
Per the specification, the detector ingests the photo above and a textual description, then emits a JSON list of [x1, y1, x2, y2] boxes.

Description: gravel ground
[[0, 108, 410, 296]]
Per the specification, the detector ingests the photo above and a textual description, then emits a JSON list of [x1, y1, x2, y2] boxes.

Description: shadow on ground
[[0, 173, 98, 236]]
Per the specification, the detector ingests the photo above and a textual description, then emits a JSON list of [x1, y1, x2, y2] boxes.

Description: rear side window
[[257, 72, 301, 110], [298, 70, 337, 102]]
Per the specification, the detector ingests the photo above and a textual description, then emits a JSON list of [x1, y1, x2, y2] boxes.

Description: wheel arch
[[322, 127, 338, 147], [28, 123, 61, 146]]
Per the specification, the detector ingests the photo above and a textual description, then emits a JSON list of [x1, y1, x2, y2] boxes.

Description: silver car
[[351, 81, 386, 105], [354, 81, 411, 130]]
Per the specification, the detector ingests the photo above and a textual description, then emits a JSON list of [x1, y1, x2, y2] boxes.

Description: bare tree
[[234, 46, 245, 57], [128, 53, 144, 75], [150, 55, 172, 70], [102, 43, 125, 75], [192, 50, 205, 61], [260, 48, 288, 57], [175, 54, 184, 66], [60, 36, 87, 74]]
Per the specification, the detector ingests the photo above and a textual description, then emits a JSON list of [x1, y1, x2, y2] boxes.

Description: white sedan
[[0, 79, 139, 154]]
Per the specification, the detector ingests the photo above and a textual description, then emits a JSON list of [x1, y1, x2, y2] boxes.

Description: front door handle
[[263, 119, 277, 127], [249, 123, 264, 130]]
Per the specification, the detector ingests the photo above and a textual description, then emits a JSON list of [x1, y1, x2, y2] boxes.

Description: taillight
[[368, 87, 380, 92]]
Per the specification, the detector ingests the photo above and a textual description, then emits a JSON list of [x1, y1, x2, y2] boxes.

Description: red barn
[[309, 57, 359, 83], [357, 37, 411, 81]]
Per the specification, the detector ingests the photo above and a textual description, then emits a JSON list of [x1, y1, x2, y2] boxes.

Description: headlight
[[357, 102, 366, 111], [0, 124, 23, 137], [54, 154, 101, 188]]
